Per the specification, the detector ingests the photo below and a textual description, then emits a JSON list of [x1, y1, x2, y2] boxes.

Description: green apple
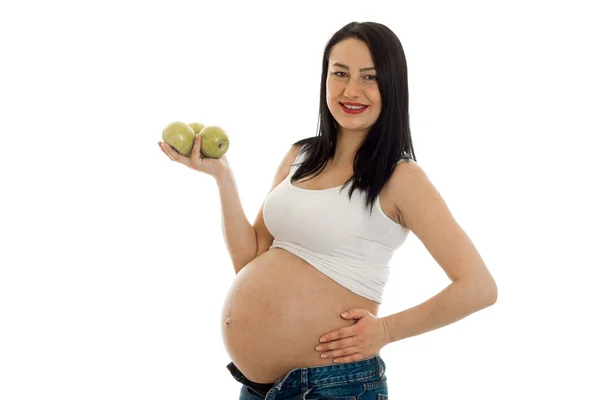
[[188, 122, 206, 135], [162, 121, 195, 157], [199, 126, 229, 158]]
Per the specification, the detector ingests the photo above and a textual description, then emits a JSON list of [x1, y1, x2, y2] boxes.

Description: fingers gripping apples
[[161, 121, 229, 158], [158, 121, 230, 178], [188, 122, 206, 136]]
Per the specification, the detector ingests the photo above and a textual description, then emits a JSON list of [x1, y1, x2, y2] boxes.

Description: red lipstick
[[339, 102, 368, 114]]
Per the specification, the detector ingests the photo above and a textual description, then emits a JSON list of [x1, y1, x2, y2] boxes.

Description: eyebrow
[[332, 62, 376, 72]]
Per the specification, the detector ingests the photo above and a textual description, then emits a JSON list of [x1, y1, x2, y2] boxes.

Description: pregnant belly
[[220, 248, 379, 384]]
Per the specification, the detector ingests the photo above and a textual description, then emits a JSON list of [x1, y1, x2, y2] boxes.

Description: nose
[[344, 79, 362, 99]]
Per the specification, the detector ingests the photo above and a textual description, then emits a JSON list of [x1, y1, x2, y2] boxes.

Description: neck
[[330, 128, 367, 167]]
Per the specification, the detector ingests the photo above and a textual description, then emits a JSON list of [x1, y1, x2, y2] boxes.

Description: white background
[[1, 0, 598, 399]]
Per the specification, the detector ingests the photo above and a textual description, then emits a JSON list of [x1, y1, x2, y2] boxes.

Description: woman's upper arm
[[252, 144, 303, 258], [391, 160, 494, 286]]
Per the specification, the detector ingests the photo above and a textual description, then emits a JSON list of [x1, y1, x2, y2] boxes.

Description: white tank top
[[263, 146, 411, 303]]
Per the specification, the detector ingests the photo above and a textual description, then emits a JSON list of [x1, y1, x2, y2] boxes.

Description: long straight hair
[[291, 21, 416, 215]]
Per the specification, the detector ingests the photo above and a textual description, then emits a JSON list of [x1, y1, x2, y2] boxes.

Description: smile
[[339, 103, 368, 114]]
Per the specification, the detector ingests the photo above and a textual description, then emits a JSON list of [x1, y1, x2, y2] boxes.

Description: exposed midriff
[[220, 247, 379, 383]]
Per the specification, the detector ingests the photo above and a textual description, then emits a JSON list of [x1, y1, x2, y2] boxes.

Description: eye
[[333, 71, 347, 77], [365, 75, 377, 81]]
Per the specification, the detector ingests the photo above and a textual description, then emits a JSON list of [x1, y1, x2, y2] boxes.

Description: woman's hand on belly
[[221, 248, 382, 382], [314, 308, 390, 364]]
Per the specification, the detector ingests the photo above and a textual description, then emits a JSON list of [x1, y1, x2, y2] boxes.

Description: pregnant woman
[[159, 21, 497, 400]]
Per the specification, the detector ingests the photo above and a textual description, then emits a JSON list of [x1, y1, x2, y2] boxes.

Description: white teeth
[[342, 104, 367, 110]]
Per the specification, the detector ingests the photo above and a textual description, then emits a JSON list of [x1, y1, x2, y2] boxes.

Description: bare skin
[[221, 248, 380, 383]]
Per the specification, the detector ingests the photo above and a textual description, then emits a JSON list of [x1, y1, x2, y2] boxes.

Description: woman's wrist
[[215, 165, 232, 185]]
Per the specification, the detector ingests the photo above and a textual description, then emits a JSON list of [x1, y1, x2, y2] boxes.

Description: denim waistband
[[227, 354, 386, 392]]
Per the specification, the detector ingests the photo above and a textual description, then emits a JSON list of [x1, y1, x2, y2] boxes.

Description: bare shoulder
[[287, 143, 304, 165], [272, 143, 304, 185], [389, 158, 428, 191], [281, 143, 304, 172], [388, 159, 447, 232]]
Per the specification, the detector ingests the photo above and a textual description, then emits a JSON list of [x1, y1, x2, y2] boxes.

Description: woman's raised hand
[[158, 134, 229, 179]]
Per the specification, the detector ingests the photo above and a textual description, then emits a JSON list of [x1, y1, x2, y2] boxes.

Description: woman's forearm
[[215, 168, 257, 274], [382, 278, 497, 344]]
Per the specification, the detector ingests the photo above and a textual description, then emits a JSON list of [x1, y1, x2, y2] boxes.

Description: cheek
[[326, 89, 338, 108], [327, 80, 344, 94], [368, 88, 381, 103], [325, 89, 332, 105]]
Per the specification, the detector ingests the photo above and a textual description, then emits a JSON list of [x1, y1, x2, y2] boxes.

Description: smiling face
[[326, 38, 382, 138]]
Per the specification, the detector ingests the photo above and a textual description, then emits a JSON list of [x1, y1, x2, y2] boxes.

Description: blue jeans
[[226, 355, 389, 399]]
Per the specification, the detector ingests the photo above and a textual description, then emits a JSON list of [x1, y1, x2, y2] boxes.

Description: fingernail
[[316, 346, 323, 351], [320, 354, 328, 358], [320, 337, 327, 343]]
